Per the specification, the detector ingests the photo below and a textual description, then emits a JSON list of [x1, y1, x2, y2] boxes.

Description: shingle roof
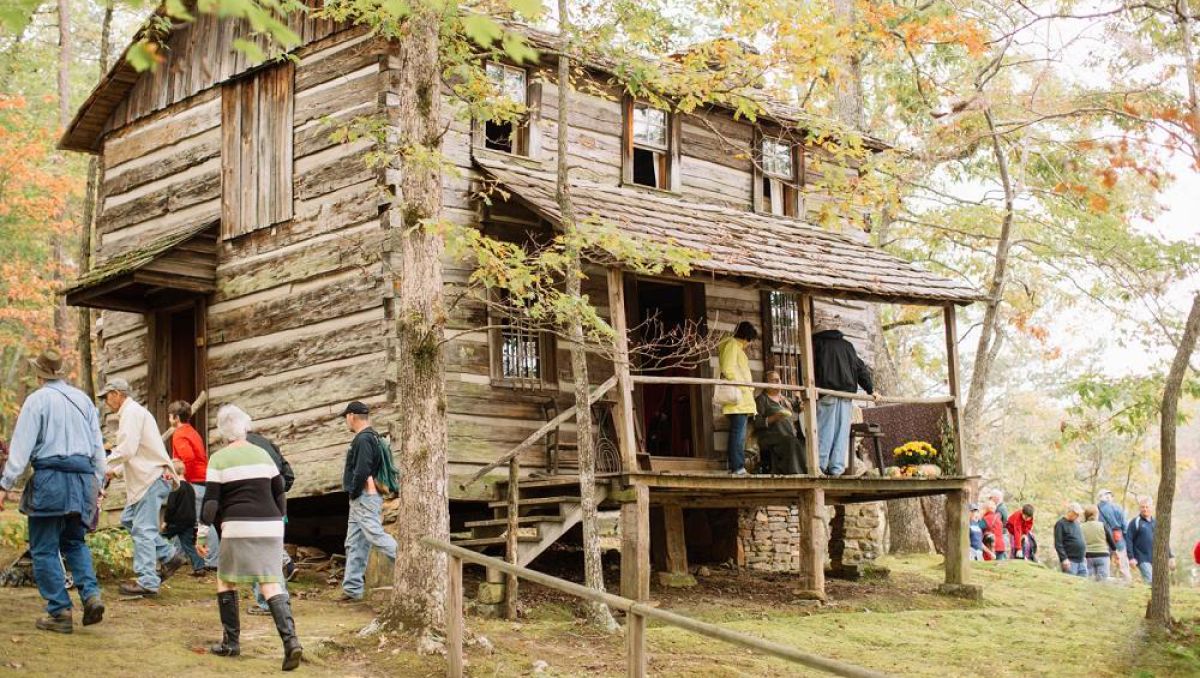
[[474, 155, 981, 306]]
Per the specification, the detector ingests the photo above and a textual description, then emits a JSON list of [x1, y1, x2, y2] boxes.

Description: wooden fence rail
[[423, 537, 893, 678], [629, 375, 954, 405]]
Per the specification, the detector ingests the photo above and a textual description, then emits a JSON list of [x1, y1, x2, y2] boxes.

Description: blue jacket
[[1097, 500, 1127, 545], [20, 455, 99, 523], [1126, 515, 1171, 562]]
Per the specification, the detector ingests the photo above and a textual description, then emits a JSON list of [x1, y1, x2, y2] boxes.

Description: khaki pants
[[1112, 549, 1132, 582]]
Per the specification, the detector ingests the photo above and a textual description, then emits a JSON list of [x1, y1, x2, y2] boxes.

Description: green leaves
[[0, 0, 40, 35], [462, 14, 502, 48]]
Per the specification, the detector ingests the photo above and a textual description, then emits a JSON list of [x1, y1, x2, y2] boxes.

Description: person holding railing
[[717, 321, 759, 476], [811, 315, 879, 476]]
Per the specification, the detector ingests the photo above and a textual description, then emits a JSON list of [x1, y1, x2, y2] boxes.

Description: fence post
[[627, 607, 647, 678], [448, 554, 463, 678], [506, 457, 520, 619]]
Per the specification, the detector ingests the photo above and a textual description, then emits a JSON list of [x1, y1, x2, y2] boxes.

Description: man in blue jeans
[[0, 349, 107, 632], [1126, 496, 1174, 584], [339, 401, 397, 602], [812, 316, 879, 476], [100, 378, 185, 596]]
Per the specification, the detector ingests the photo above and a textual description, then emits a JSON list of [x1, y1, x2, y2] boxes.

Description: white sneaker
[[731, 468, 749, 477]]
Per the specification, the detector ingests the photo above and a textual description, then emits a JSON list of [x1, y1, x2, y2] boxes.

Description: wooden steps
[[453, 534, 541, 548], [464, 515, 566, 529], [487, 495, 581, 510]]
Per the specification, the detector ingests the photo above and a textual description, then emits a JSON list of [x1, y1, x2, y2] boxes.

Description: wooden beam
[[658, 505, 695, 587], [630, 375, 954, 405], [608, 267, 638, 471], [943, 489, 967, 586], [505, 457, 519, 620], [447, 554, 464, 678], [797, 294, 821, 476], [620, 482, 650, 601], [796, 489, 826, 600], [627, 609, 647, 678], [943, 305, 965, 475]]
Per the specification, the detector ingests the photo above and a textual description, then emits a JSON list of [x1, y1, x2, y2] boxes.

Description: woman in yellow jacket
[[718, 321, 759, 476]]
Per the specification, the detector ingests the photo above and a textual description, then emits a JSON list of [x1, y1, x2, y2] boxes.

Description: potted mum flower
[[892, 441, 941, 477]]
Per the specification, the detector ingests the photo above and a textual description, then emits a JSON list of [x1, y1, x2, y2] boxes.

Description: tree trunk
[[556, 0, 617, 631], [75, 1, 111, 397], [960, 107, 1016, 469], [830, 0, 865, 132], [920, 495, 948, 555], [1147, 293, 1200, 626], [53, 0, 72, 357], [383, 6, 449, 635], [888, 497, 934, 554]]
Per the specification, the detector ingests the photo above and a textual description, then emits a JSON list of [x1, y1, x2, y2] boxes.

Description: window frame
[[488, 294, 557, 391], [753, 130, 805, 219], [622, 96, 680, 191], [760, 289, 803, 388], [475, 61, 541, 158]]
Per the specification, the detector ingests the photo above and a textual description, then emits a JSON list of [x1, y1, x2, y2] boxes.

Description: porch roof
[[474, 157, 982, 306], [61, 220, 218, 312]]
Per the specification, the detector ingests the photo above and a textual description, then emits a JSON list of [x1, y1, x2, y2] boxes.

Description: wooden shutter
[[221, 62, 294, 239]]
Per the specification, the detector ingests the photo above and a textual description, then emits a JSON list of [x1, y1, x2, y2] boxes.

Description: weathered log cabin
[[60, 6, 983, 601]]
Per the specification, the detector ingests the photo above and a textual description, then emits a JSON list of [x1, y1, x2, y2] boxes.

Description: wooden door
[[147, 300, 207, 438]]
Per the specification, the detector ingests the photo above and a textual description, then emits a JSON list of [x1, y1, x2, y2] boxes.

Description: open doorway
[[148, 301, 207, 440], [629, 279, 711, 459]]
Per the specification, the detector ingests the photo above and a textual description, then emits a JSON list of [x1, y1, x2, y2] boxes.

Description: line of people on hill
[[0, 348, 401, 671], [966, 485, 1174, 584], [717, 316, 879, 477]]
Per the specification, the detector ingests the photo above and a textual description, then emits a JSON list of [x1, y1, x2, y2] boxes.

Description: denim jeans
[[1136, 560, 1153, 583], [119, 477, 176, 591], [816, 396, 852, 475], [726, 414, 749, 472], [164, 526, 204, 571], [28, 514, 100, 615], [193, 483, 219, 567], [342, 493, 397, 599], [1087, 556, 1111, 581], [1066, 559, 1088, 577]]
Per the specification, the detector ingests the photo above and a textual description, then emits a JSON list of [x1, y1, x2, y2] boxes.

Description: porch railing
[[425, 537, 892, 678]]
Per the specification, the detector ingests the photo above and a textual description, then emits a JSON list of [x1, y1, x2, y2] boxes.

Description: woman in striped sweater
[[202, 405, 302, 671]]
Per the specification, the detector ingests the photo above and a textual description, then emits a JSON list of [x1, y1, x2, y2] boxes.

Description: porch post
[[607, 267, 638, 471], [796, 489, 826, 599], [942, 304, 965, 475], [797, 294, 821, 475], [620, 483, 650, 601], [936, 487, 980, 599]]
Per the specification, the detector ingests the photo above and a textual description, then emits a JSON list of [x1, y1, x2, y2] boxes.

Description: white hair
[[216, 404, 252, 442], [1138, 495, 1153, 506]]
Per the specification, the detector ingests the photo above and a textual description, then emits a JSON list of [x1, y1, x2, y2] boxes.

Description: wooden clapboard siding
[[221, 62, 295, 239]]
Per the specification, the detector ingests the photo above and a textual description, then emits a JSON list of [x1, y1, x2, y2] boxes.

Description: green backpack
[[370, 432, 401, 496]]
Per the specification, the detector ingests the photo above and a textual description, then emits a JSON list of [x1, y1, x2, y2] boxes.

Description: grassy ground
[[3, 532, 1200, 676]]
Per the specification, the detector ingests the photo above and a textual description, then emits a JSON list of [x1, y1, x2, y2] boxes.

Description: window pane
[[761, 138, 793, 177], [633, 104, 667, 147], [487, 63, 527, 104], [767, 291, 801, 386], [501, 325, 541, 381]]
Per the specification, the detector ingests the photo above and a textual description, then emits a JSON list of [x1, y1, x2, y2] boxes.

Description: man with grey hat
[[0, 349, 106, 633], [339, 401, 397, 602], [99, 377, 185, 596]]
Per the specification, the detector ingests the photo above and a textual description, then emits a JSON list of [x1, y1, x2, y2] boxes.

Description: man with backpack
[[339, 401, 398, 602]]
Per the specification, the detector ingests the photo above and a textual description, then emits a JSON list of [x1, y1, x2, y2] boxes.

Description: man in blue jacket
[[0, 349, 106, 633], [1126, 496, 1174, 584], [1097, 489, 1131, 582]]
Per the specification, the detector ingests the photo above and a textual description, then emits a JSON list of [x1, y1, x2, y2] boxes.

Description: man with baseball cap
[[338, 401, 397, 602], [0, 349, 106, 632], [98, 377, 185, 596]]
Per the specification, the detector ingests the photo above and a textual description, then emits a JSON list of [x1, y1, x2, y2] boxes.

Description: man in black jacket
[[811, 315, 879, 476], [339, 401, 397, 602], [246, 429, 297, 615], [1054, 503, 1088, 577]]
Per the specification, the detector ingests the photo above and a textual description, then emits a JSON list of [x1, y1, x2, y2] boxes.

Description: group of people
[[967, 486, 1173, 584], [717, 316, 878, 477], [0, 348, 401, 671]]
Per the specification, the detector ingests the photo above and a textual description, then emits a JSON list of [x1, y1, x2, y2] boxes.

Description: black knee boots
[[211, 590, 240, 657], [266, 594, 302, 671]]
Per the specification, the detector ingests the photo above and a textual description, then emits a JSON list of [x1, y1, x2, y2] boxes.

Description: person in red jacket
[[168, 400, 212, 573], [981, 500, 1006, 559], [1006, 504, 1036, 560]]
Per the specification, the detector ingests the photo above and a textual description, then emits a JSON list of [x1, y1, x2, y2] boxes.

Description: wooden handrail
[[461, 375, 618, 488], [629, 375, 953, 405], [427, 537, 891, 678]]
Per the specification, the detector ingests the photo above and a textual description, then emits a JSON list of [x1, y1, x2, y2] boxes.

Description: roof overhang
[[473, 151, 982, 307], [62, 221, 219, 312]]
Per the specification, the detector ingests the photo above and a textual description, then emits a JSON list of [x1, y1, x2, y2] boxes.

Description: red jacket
[[171, 422, 208, 484], [1006, 511, 1033, 557], [983, 510, 1006, 555]]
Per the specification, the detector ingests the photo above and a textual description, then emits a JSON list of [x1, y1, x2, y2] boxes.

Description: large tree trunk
[[383, 6, 449, 636], [53, 0, 72, 357], [75, 1, 112, 397], [1148, 293, 1200, 627], [960, 107, 1016, 468], [920, 495, 948, 555], [556, 0, 617, 631], [888, 498, 934, 553]]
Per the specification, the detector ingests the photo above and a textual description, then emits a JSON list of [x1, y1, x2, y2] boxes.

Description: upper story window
[[221, 62, 295, 239], [623, 99, 678, 190], [481, 62, 534, 156], [756, 135, 803, 218]]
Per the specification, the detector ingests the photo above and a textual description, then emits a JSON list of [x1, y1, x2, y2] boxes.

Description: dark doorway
[[148, 301, 207, 439], [630, 279, 710, 458]]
